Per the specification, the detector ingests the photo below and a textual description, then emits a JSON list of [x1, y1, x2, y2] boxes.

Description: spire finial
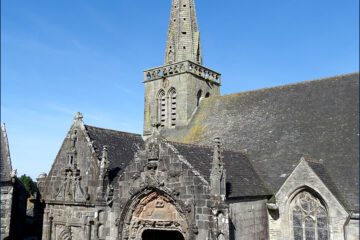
[[210, 136, 226, 197], [213, 136, 222, 165], [151, 122, 161, 136], [100, 145, 109, 178], [74, 112, 83, 121]]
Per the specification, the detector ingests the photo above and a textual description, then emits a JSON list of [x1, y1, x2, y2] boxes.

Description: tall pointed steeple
[[164, 0, 202, 65], [143, 0, 221, 136]]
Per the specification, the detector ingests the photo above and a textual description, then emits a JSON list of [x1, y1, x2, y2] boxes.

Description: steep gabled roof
[[305, 159, 351, 211], [84, 125, 144, 183], [170, 142, 271, 198], [162, 72, 359, 211], [1, 123, 13, 182]]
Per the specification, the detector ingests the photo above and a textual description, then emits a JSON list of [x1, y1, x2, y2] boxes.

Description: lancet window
[[197, 90, 202, 106], [291, 191, 329, 240]]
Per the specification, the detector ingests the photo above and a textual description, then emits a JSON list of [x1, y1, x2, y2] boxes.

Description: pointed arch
[[168, 49, 174, 64], [118, 188, 189, 240], [168, 87, 177, 127], [58, 228, 72, 240], [157, 89, 166, 127], [289, 187, 329, 240]]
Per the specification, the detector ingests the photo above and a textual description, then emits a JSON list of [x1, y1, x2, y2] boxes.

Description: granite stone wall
[[1, 184, 13, 239], [143, 68, 220, 135], [345, 219, 359, 240], [112, 136, 227, 240], [228, 198, 269, 240], [270, 160, 349, 240]]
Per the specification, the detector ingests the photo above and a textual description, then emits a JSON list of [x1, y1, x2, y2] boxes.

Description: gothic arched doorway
[[142, 229, 185, 240], [119, 190, 189, 239]]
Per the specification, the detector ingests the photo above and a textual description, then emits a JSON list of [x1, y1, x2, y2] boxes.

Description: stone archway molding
[[118, 187, 191, 240]]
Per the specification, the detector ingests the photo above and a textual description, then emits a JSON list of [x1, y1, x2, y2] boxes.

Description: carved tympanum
[[120, 191, 188, 239]]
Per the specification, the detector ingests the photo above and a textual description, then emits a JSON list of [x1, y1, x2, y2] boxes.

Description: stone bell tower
[[143, 0, 221, 136]]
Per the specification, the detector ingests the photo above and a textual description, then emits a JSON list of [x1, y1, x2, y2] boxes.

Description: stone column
[[85, 221, 92, 240], [42, 211, 51, 240]]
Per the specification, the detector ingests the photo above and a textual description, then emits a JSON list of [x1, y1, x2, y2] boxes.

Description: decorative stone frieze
[[144, 60, 221, 85]]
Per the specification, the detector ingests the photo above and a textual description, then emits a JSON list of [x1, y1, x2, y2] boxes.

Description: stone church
[[1, 124, 29, 239], [36, 0, 358, 239]]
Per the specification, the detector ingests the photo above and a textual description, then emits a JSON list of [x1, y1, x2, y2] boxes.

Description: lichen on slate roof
[[162, 72, 359, 211], [170, 142, 271, 198]]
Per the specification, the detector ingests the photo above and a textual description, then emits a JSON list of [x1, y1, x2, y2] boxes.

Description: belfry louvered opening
[[169, 88, 177, 127], [157, 90, 166, 127]]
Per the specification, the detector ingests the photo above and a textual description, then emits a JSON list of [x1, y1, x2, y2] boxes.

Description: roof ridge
[[206, 72, 359, 100], [304, 158, 324, 164], [85, 125, 141, 136], [168, 140, 247, 153]]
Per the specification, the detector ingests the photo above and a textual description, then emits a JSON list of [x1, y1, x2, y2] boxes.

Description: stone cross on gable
[[151, 122, 161, 136], [74, 112, 83, 121]]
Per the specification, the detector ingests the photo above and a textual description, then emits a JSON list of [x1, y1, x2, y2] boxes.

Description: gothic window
[[98, 224, 104, 239], [169, 88, 177, 127], [68, 155, 73, 166], [291, 191, 329, 240], [157, 90, 166, 127], [197, 90, 202, 106]]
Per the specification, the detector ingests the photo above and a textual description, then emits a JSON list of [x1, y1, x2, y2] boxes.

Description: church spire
[[164, 0, 202, 65]]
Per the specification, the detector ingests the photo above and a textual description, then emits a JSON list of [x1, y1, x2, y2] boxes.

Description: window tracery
[[291, 191, 329, 240]]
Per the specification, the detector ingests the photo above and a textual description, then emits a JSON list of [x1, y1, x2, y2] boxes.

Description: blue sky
[[2, 0, 358, 180]]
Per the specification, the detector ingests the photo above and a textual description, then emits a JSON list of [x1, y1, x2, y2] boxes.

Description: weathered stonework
[[228, 198, 269, 240], [1, 124, 29, 240], [1, 184, 14, 238], [143, 0, 221, 136], [269, 159, 354, 240]]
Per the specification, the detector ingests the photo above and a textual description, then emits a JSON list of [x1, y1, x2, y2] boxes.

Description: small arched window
[[157, 90, 166, 127], [169, 88, 177, 127], [98, 224, 104, 238], [197, 90, 202, 106], [205, 92, 210, 98], [168, 49, 174, 64], [291, 191, 329, 240]]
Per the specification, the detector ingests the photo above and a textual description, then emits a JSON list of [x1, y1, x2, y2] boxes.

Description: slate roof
[[162, 73, 359, 211], [305, 159, 351, 211], [83, 124, 271, 198], [85, 125, 144, 183], [1, 123, 12, 182], [170, 142, 271, 198]]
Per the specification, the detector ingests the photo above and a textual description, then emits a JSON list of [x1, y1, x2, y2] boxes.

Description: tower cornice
[[143, 60, 221, 85]]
